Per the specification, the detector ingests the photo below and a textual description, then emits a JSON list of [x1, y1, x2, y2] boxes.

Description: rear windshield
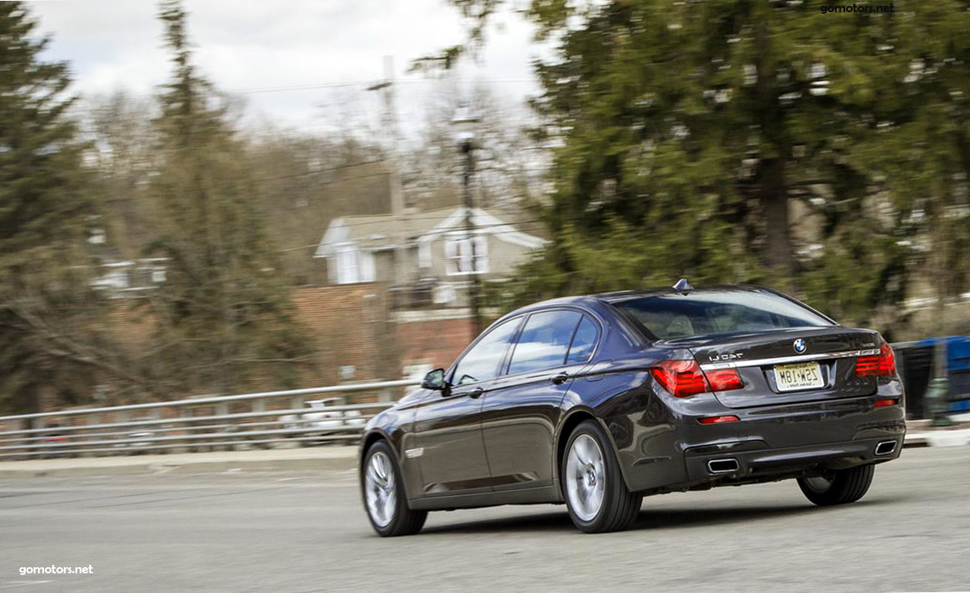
[[612, 290, 833, 340]]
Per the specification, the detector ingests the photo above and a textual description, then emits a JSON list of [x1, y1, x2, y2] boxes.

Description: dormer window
[[444, 235, 488, 275], [333, 244, 375, 285]]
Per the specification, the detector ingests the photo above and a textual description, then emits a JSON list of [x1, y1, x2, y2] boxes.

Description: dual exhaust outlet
[[874, 440, 897, 456], [707, 440, 897, 474], [707, 458, 740, 474]]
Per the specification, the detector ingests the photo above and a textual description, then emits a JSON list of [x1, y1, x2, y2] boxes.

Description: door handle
[[551, 372, 570, 385], [467, 387, 485, 399]]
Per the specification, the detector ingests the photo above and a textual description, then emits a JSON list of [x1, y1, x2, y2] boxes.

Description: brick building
[[291, 285, 475, 384]]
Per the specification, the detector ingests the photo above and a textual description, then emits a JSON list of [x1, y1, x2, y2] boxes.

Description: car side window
[[452, 318, 522, 385], [566, 316, 599, 364], [507, 310, 583, 375]]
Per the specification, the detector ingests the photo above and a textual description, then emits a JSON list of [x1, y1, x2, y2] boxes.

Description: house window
[[418, 242, 432, 269], [334, 244, 375, 285], [445, 235, 488, 275], [336, 246, 358, 284]]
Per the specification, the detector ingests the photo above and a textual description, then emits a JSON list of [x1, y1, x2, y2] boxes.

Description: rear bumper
[[682, 434, 903, 484], [607, 388, 906, 493]]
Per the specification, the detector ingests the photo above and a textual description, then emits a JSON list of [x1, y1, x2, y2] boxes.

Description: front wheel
[[797, 464, 875, 507], [361, 441, 427, 536], [561, 420, 641, 533]]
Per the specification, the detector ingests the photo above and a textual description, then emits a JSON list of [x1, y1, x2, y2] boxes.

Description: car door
[[481, 310, 601, 492], [411, 316, 523, 497]]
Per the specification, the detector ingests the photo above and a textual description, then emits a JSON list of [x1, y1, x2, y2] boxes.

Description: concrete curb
[[905, 429, 970, 448], [0, 447, 359, 478]]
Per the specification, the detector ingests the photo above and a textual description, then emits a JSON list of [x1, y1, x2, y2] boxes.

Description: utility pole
[[365, 57, 406, 380], [367, 56, 407, 286], [453, 106, 483, 335]]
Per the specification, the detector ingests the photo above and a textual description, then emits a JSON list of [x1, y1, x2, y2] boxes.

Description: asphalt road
[[1, 447, 969, 593]]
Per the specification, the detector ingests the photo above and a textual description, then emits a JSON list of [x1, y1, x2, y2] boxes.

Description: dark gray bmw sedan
[[359, 282, 905, 535]]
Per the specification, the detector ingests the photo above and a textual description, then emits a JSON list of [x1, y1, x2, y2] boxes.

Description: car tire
[[797, 464, 875, 507], [561, 420, 641, 533], [361, 440, 427, 537]]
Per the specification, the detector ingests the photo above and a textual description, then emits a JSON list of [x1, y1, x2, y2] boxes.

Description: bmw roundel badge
[[793, 338, 807, 354]]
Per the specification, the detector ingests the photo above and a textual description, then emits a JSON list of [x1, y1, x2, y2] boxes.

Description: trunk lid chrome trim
[[699, 349, 880, 372]]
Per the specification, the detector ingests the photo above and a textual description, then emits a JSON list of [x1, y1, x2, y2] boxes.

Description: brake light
[[874, 399, 898, 408], [705, 369, 745, 392], [855, 343, 896, 378], [651, 361, 744, 398], [878, 343, 896, 376], [651, 360, 709, 397]]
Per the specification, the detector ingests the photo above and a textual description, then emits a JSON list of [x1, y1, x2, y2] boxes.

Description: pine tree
[[144, 0, 310, 395], [0, 2, 101, 413], [440, 0, 970, 332]]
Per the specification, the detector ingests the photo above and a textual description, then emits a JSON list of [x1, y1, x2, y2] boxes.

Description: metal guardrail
[[0, 380, 420, 460]]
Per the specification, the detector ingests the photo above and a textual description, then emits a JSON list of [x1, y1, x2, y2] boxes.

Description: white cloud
[[28, 0, 545, 134]]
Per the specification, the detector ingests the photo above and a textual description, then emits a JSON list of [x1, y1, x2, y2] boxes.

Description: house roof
[[314, 207, 545, 257]]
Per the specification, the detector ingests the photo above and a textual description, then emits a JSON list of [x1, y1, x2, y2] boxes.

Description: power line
[[253, 160, 387, 184], [230, 78, 538, 96]]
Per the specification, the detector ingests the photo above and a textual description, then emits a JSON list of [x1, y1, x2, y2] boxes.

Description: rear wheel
[[561, 420, 641, 533], [362, 441, 427, 536], [797, 464, 875, 506]]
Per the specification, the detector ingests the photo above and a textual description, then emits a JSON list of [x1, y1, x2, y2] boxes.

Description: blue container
[[912, 336, 970, 410]]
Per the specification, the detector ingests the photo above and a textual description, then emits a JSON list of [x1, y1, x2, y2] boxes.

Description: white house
[[314, 206, 545, 304]]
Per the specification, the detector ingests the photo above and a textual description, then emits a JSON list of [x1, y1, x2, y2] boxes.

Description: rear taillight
[[855, 343, 896, 378], [705, 368, 745, 392], [651, 360, 709, 397], [651, 360, 744, 398], [878, 343, 896, 376]]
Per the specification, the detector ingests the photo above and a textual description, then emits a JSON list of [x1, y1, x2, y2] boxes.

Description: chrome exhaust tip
[[874, 441, 897, 456], [707, 458, 740, 474]]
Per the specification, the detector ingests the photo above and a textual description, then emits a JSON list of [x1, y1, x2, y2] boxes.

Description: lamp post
[[453, 105, 483, 335]]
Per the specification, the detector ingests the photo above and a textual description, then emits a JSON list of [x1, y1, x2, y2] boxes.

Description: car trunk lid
[[670, 327, 882, 408]]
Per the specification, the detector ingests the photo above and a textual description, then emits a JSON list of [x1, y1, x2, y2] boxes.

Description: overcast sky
[[29, 0, 544, 135]]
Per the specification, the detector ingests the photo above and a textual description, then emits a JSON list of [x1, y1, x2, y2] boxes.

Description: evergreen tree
[[438, 0, 970, 332], [0, 2, 102, 413], [143, 0, 311, 395]]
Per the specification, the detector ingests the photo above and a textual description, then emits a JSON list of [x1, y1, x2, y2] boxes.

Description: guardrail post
[[179, 408, 193, 453], [87, 414, 99, 458], [116, 410, 129, 457], [251, 399, 267, 449], [21, 418, 32, 461], [289, 396, 305, 448], [29, 416, 41, 460], [215, 403, 230, 451]]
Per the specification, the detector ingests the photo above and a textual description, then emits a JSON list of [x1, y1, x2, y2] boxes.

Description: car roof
[[501, 295, 603, 317], [507, 284, 771, 310], [495, 284, 781, 325], [594, 284, 773, 304]]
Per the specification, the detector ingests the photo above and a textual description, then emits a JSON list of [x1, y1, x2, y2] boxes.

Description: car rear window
[[611, 290, 833, 340]]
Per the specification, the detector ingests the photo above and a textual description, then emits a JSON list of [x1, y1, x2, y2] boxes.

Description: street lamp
[[452, 105, 483, 334], [453, 105, 479, 153]]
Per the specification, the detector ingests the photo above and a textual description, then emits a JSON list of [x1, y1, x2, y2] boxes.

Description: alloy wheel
[[565, 434, 606, 522], [365, 451, 397, 527]]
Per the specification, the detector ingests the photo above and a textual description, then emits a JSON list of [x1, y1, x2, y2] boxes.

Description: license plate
[[774, 362, 824, 392]]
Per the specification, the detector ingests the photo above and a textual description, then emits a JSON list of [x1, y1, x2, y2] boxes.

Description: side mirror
[[421, 368, 447, 391]]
